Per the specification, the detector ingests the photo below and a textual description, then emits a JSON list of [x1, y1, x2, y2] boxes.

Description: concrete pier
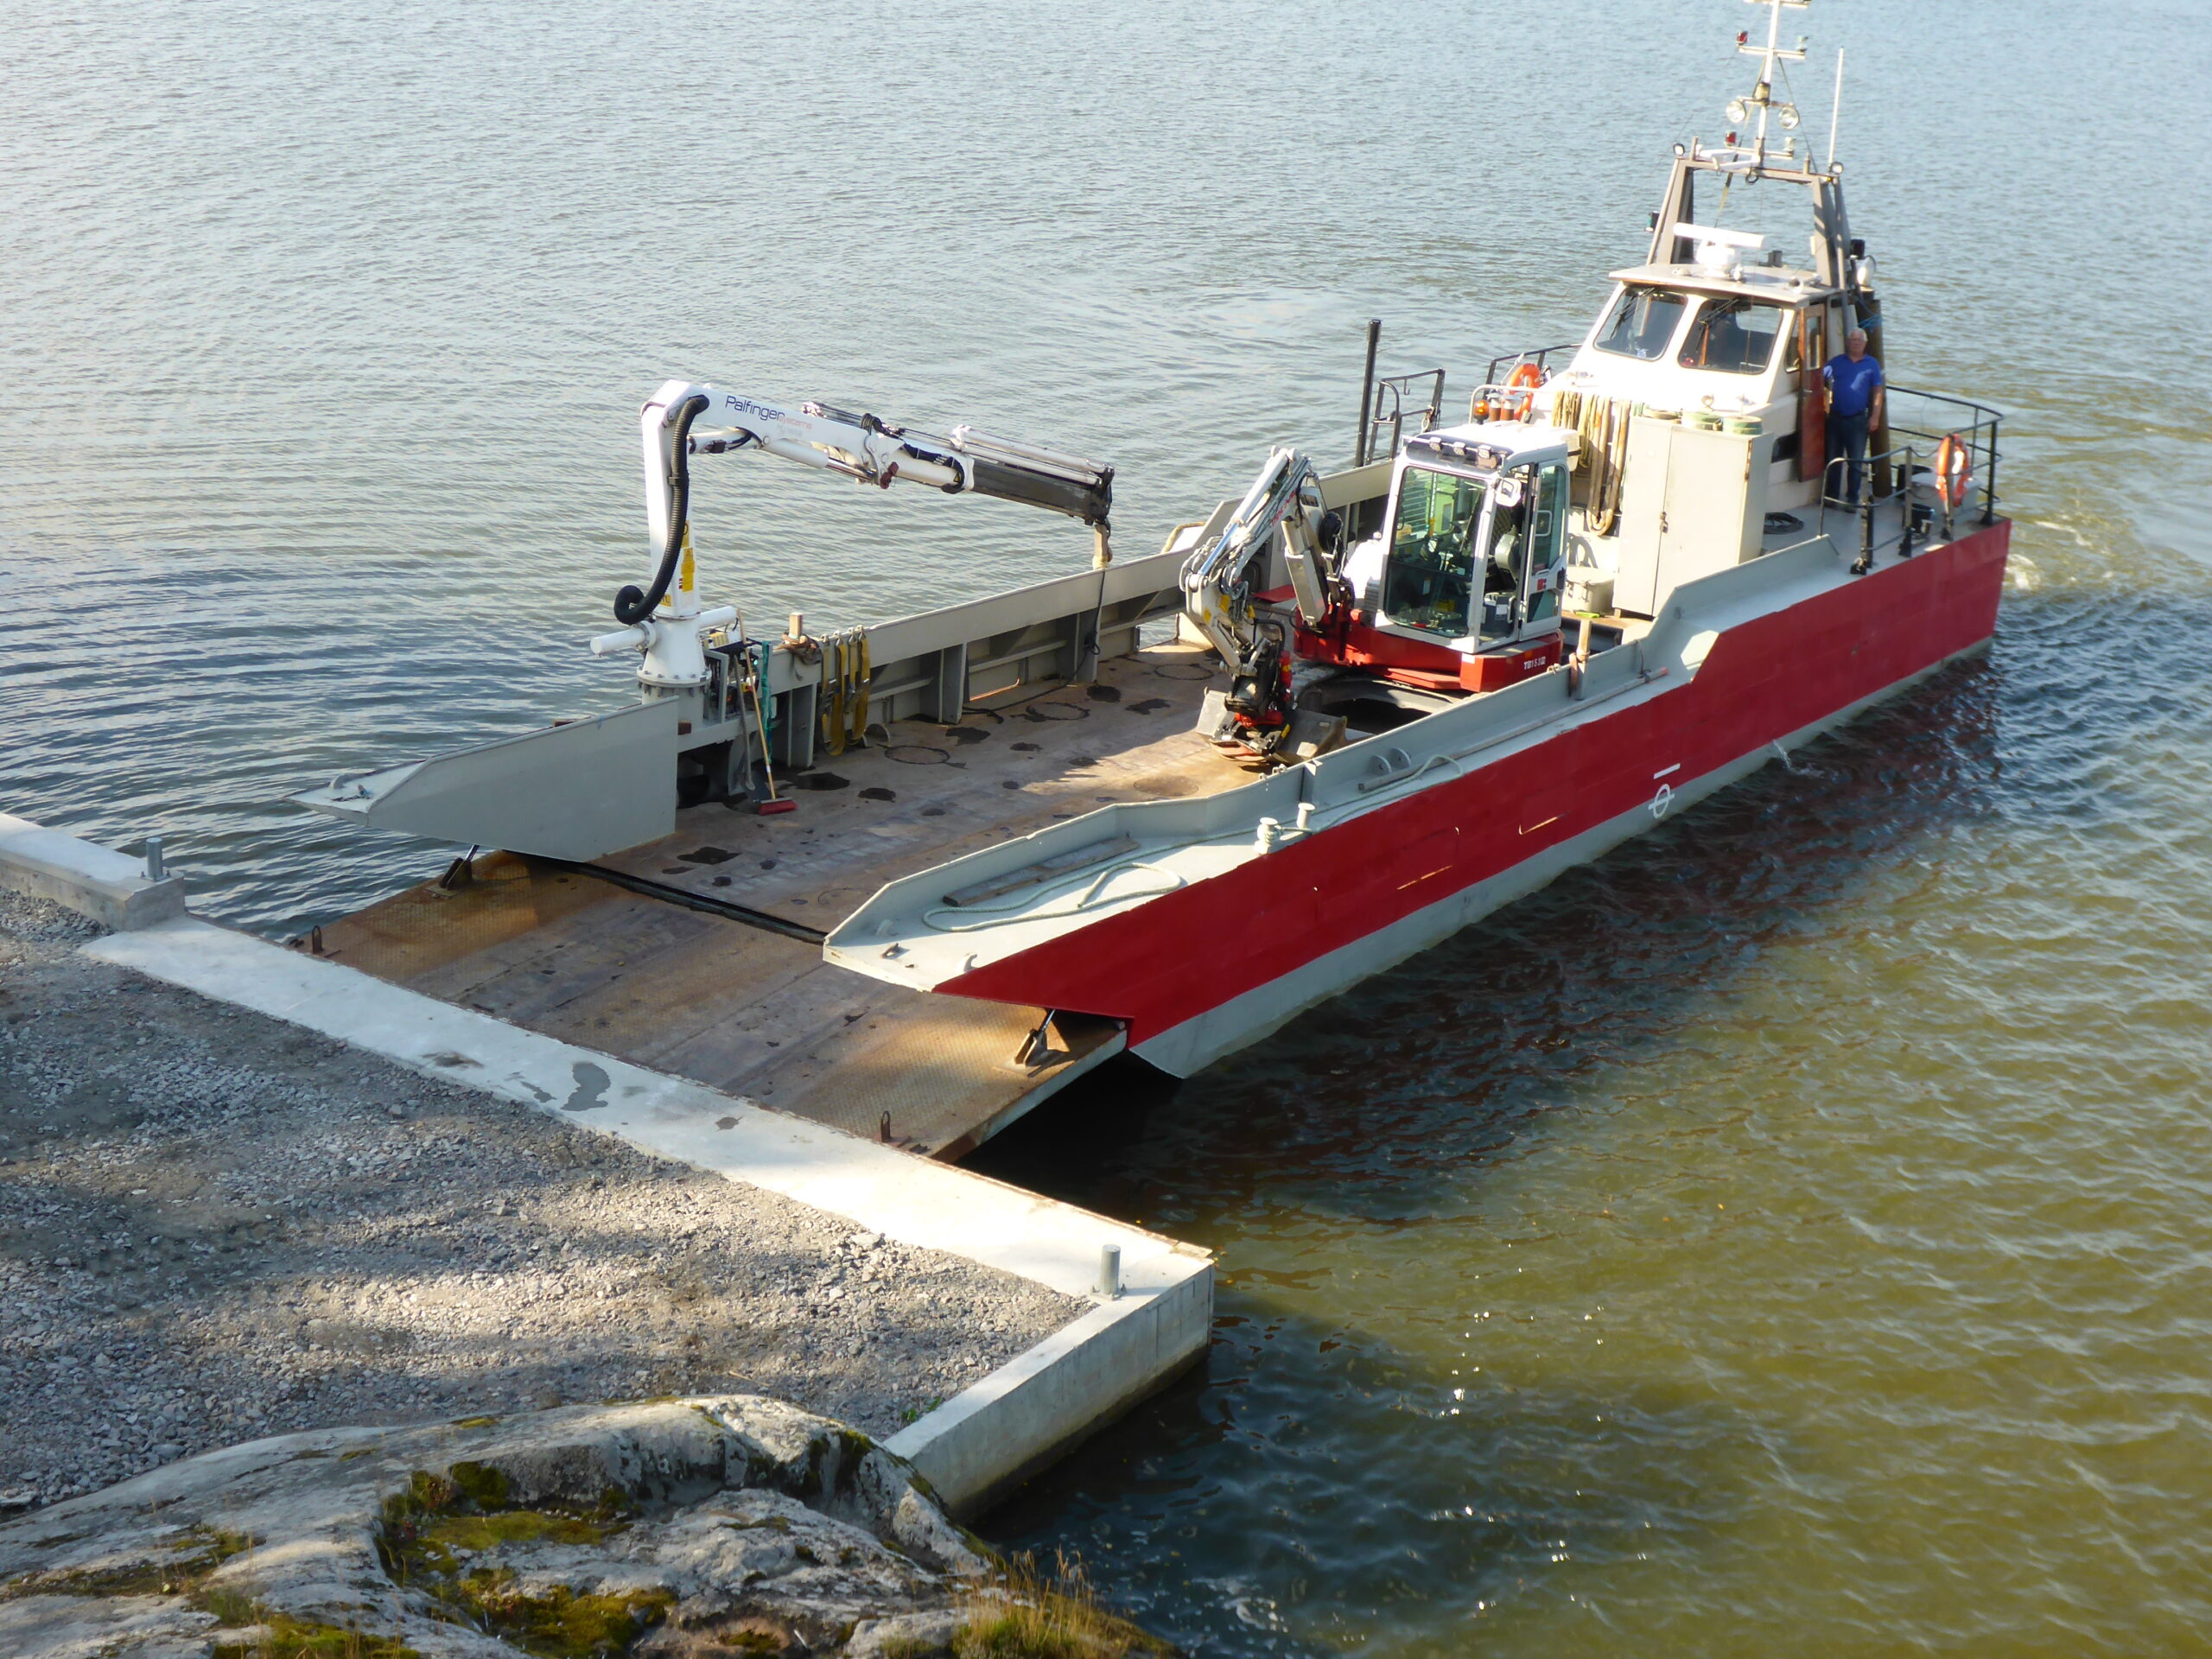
[[0, 813, 1211, 1517], [0, 812, 185, 931]]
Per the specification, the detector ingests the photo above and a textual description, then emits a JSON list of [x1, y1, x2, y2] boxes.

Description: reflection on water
[[5, 1, 2211, 1654]]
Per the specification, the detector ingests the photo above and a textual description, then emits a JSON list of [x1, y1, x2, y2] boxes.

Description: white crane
[[593, 379, 1115, 690]]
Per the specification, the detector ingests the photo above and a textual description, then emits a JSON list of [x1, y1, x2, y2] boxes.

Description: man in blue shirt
[[1823, 327, 1885, 505]]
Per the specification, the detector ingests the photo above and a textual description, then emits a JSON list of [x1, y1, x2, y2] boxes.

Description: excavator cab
[[1368, 436, 1570, 653], [1380, 466, 1484, 639]]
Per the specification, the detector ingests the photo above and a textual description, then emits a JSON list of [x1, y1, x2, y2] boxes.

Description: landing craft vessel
[[299, 1, 2009, 1156]]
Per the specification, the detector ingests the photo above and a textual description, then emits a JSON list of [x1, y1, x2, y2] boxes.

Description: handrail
[[1883, 384, 2004, 527], [1360, 369, 1446, 466], [1485, 342, 1581, 386], [1815, 412, 1999, 564]]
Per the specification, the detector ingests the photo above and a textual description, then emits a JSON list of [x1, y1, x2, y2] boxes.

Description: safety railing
[[1813, 385, 2003, 562], [1484, 342, 1580, 390], [1814, 382, 2008, 539], [1885, 385, 2003, 528], [1357, 369, 1447, 466]]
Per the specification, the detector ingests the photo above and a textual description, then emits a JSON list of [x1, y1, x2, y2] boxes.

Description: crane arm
[[1175, 445, 1350, 754], [1178, 446, 1339, 665], [624, 379, 1115, 625]]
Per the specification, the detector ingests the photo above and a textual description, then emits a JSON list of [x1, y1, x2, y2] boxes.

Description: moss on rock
[[206, 1601, 422, 1658], [370, 1459, 668, 1656], [0, 1523, 257, 1603], [445, 1573, 676, 1658]]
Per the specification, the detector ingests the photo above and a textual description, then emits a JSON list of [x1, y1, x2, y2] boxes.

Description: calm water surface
[[5, 2, 2210, 1653]]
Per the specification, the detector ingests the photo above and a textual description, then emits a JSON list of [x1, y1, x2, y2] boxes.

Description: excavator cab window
[[1382, 467, 1484, 639]]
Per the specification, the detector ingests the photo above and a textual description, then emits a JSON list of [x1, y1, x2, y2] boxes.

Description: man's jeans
[[1827, 410, 1871, 505]]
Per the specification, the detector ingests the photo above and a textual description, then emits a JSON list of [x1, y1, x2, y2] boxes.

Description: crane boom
[[599, 378, 1116, 694], [1178, 445, 1346, 752], [1178, 446, 1332, 664], [637, 380, 1113, 604]]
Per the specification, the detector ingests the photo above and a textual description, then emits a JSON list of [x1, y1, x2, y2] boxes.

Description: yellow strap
[[849, 632, 872, 749], [815, 629, 872, 758]]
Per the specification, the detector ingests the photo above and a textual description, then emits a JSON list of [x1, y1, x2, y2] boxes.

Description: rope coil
[[1549, 389, 1630, 537]]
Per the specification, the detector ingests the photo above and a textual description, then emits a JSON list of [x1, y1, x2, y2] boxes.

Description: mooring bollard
[[143, 836, 164, 882], [1096, 1243, 1122, 1300]]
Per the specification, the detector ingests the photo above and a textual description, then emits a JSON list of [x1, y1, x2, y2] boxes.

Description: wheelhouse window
[[1592, 287, 1688, 360], [1677, 298, 1787, 374], [1382, 467, 1484, 639]]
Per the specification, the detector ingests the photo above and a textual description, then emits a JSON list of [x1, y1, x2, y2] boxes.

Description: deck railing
[[1483, 342, 1581, 397], [1815, 385, 2004, 557], [1882, 385, 2004, 527], [1357, 369, 1448, 466]]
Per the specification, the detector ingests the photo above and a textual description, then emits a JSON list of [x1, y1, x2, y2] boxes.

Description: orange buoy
[[1505, 361, 1544, 421], [1934, 433, 1972, 511]]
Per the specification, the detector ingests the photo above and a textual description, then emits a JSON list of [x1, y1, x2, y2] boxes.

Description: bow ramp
[[307, 635, 1262, 1159]]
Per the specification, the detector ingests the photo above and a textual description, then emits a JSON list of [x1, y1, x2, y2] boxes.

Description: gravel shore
[[0, 893, 1077, 1512]]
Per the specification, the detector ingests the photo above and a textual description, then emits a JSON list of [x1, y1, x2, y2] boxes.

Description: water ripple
[[7, 1, 2211, 1654]]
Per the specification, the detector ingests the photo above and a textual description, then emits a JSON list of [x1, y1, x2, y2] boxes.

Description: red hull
[[943, 522, 2010, 1047]]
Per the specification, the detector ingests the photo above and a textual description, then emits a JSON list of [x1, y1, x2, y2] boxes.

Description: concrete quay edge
[[884, 1265, 1211, 1516], [8, 793, 1212, 1515], [0, 811, 186, 931], [75, 908, 1211, 1517]]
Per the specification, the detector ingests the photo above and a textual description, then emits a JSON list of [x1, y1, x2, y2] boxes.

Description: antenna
[[1827, 47, 1845, 168], [1725, 0, 1809, 168]]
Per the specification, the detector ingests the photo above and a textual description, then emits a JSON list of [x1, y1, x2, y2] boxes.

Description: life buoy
[[1934, 434, 1972, 511], [1505, 361, 1544, 421]]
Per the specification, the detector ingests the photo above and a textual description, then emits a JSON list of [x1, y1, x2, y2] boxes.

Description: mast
[[1727, 0, 1810, 172], [1643, 0, 1853, 288]]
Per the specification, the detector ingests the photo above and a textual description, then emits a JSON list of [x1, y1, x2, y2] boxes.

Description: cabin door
[[1468, 468, 1574, 650], [1793, 303, 1829, 483], [1478, 461, 1571, 644]]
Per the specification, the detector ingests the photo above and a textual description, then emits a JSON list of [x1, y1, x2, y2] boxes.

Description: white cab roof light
[[1405, 426, 1572, 472]]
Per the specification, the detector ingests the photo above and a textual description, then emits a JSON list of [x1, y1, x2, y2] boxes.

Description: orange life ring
[[1505, 361, 1545, 420], [1934, 434, 1972, 511]]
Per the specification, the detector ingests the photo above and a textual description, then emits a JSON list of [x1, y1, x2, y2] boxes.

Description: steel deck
[[314, 643, 1246, 1158]]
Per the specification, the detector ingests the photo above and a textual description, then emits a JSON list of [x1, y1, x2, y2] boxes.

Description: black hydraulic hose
[[613, 391, 711, 625]]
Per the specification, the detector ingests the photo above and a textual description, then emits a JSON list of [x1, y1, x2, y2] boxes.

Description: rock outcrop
[[0, 1394, 1042, 1657]]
